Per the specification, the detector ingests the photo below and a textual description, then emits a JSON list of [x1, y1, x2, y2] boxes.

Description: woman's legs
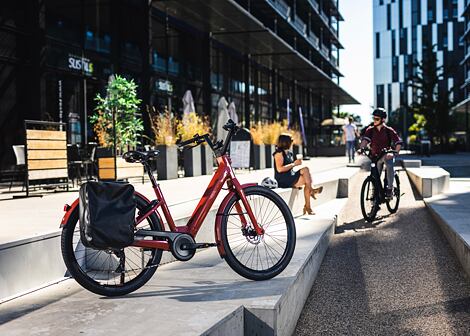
[[293, 167, 312, 210], [293, 167, 322, 211]]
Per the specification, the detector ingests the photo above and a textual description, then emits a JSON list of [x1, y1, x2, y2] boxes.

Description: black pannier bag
[[79, 181, 136, 249]]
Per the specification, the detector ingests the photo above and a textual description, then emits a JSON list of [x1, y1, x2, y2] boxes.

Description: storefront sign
[[156, 79, 173, 93], [68, 54, 94, 76]]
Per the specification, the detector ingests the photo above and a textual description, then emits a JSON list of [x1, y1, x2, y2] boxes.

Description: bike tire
[[61, 194, 163, 296], [386, 174, 400, 214], [360, 176, 379, 222], [220, 185, 296, 281]]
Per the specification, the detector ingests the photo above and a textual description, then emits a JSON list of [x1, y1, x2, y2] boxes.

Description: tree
[[91, 75, 143, 153], [408, 44, 455, 150]]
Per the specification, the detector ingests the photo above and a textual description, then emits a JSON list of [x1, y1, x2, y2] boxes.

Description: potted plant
[[91, 75, 144, 181], [263, 121, 288, 168], [177, 112, 210, 177], [148, 106, 178, 180], [250, 122, 266, 170]]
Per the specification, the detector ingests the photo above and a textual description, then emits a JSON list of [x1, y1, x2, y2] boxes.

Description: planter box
[[252, 144, 266, 170], [98, 156, 144, 181], [201, 145, 214, 175], [156, 145, 178, 180], [184, 146, 202, 177], [265, 144, 275, 168]]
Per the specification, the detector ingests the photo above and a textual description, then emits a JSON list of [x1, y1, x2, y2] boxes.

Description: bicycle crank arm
[[134, 229, 181, 241], [181, 242, 218, 250]]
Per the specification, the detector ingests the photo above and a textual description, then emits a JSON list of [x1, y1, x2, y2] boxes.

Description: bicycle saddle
[[123, 150, 160, 163]]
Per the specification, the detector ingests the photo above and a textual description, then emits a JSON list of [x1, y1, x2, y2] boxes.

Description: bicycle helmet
[[372, 107, 387, 119], [261, 177, 278, 189]]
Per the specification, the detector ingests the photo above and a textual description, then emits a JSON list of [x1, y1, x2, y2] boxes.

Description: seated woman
[[273, 133, 323, 215]]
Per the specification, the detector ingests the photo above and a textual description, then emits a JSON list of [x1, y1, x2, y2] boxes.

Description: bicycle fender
[[60, 198, 79, 228], [214, 183, 257, 258]]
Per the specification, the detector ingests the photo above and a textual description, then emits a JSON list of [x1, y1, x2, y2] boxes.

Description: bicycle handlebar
[[177, 120, 239, 157]]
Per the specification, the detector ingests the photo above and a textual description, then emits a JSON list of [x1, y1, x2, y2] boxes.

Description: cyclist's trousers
[[377, 156, 395, 190]]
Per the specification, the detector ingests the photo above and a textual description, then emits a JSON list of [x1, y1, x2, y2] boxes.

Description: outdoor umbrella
[[228, 101, 239, 125], [182, 90, 195, 115], [216, 96, 230, 141]]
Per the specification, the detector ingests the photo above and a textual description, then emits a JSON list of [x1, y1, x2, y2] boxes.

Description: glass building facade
[[0, 0, 356, 169], [373, 0, 465, 138]]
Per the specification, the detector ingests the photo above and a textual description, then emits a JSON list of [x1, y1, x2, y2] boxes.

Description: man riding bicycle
[[359, 108, 403, 199]]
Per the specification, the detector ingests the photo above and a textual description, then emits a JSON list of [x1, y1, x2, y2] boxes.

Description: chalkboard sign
[[230, 128, 251, 168]]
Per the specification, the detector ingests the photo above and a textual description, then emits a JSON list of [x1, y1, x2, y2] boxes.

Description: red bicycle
[[60, 120, 296, 296]]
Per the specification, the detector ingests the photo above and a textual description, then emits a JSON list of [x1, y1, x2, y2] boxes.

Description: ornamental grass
[[148, 106, 177, 146]]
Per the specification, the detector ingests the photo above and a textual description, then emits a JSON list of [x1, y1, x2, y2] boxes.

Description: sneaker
[[385, 188, 393, 199]]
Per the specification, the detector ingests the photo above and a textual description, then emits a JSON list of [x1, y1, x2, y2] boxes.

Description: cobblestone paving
[[295, 169, 470, 335]]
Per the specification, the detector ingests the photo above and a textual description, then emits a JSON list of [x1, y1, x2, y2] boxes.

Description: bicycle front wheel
[[386, 174, 400, 213], [220, 186, 296, 281], [360, 176, 379, 222], [61, 194, 163, 296]]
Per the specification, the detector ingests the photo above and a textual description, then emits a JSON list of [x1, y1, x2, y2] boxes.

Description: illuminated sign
[[156, 79, 173, 93], [68, 55, 94, 76]]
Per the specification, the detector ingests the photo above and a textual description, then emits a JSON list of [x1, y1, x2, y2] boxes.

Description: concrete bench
[[406, 167, 450, 198]]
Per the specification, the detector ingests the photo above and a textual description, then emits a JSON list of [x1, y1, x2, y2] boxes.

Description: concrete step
[[0, 198, 348, 336], [424, 179, 470, 279], [0, 167, 359, 301], [405, 167, 450, 198]]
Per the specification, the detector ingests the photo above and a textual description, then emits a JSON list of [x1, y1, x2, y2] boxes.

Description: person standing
[[342, 116, 359, 163]]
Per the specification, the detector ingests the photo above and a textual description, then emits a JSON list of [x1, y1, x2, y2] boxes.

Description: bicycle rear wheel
[[386, 174, 400, 213], [220, 185, 296, 281], [61, 194, 163, 296], [360, 176, 379, 222]]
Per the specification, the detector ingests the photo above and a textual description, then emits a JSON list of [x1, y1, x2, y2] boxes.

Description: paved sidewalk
[[0, 156, 351, 246], [295, 170, 470, 335]]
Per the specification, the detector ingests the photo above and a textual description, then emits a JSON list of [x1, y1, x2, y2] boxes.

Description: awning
[[320, 117, 346, 127], [152, 0, 359, 105]]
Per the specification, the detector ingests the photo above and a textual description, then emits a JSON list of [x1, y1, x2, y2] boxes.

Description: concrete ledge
[[425, 190, 470, 279], [0, 167, 359, 301], [401, 159, 422, 168], [0, 198, 347, 336], [406, 167, 450, 198]]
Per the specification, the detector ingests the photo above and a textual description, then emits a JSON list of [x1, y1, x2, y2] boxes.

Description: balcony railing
[[267, 0, 291, 20], [307, 31, 319, 48], [330, 54, 338, 67], [321, 44, 329, 58], [308, 0, 319, 11], [320, 11, 329, 24], [292, 15, 307, 35]]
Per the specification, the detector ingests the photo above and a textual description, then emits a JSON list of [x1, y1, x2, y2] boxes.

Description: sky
[[338, 0, 374, 125]]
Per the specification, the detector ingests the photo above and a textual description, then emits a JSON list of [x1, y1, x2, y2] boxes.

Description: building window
[[392, 56, 399, 82], [377, 84, 384, 107], [399, 0, 403, 28], [392, 30, 396, 56], [387, 4, 391, 30], [428, 9, 434, 21], [379, 0, 384, 5], [376, 32, 381, 58], [400, 28, 407, 54], [387, 84, 392, 113]]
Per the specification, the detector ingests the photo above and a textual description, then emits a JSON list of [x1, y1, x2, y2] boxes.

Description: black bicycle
[[359, 149, 400, 222]]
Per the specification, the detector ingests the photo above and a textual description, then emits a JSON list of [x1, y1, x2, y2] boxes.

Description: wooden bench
[[24, 120, 69, 196]]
